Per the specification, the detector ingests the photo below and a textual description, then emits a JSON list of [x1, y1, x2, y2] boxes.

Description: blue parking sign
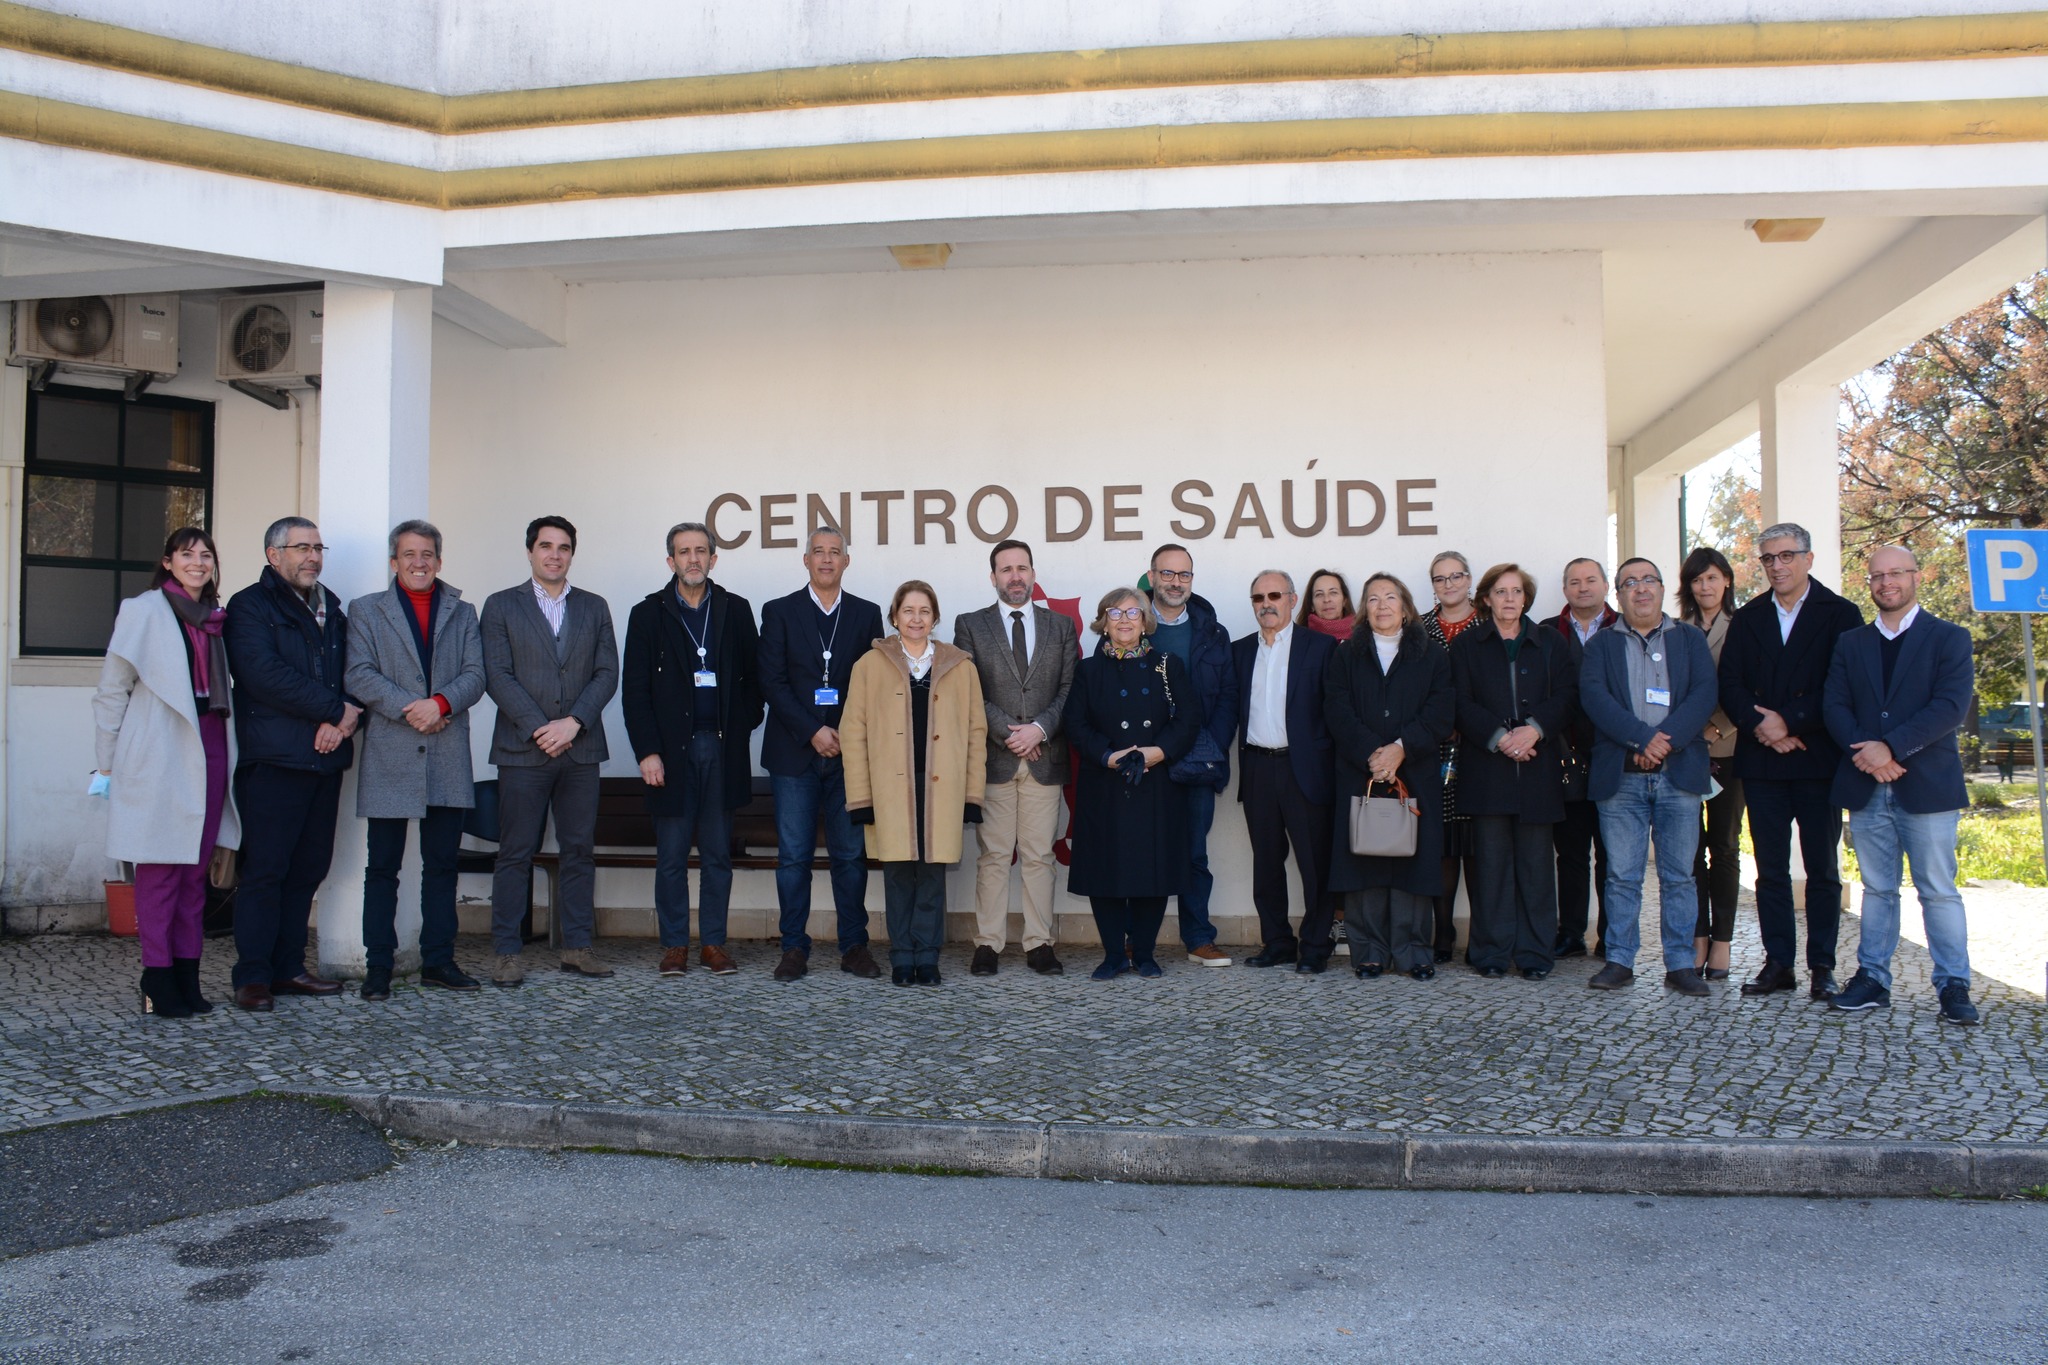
[[1966, 529, 2048, 613]]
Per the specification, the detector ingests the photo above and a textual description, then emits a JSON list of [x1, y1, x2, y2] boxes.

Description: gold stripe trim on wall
[[3, 87, 2043, 210], [1, 2, 2045, 133]]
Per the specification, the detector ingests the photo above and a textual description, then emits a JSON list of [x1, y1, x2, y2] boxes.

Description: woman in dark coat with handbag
[[1064, 586, 1204, 981], [1450, 563, 1580, 979], [1325, 573, 1454, 980]]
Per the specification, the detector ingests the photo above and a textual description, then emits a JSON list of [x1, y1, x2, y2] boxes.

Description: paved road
[[1, 1145, 2043, 1364]]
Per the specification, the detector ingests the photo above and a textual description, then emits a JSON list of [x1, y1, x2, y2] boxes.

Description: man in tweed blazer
[[952, 539, 1077, 976], [344, 520, 487, 1001], [478, 515, 619, 986]]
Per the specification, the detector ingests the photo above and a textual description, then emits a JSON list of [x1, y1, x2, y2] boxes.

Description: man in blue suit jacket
[[755, 526, 886, 981], [1231, 571, 1338, 972], [1822, 546, 1979, 1025], [1578, 557, 1720, 996]]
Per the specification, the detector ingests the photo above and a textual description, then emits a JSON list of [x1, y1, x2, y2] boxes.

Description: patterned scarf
[[163, 582, 230, 715]]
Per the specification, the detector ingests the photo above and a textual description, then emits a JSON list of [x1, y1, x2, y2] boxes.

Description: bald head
[[1866, 544, 1921, 620]]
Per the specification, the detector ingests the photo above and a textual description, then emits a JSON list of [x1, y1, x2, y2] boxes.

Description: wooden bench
[[1986, 738, 2035, 783], [461, 775, 874, 947]]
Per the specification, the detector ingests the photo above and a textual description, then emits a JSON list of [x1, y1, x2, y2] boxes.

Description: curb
[[307, 1089, 2048, 1199]]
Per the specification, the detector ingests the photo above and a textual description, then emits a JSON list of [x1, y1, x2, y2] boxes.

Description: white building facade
[[3, 1, 2044, 972]]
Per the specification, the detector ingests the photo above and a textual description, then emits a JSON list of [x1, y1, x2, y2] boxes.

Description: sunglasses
[[1250, 591, 1290, 604]]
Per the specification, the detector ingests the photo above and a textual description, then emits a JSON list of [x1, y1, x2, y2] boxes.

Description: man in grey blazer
[[952, 539, 1077, 976], [344, 520, 487, 1001], [478, 515, 620, 986]]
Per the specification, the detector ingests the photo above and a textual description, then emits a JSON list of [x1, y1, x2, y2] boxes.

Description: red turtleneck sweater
[[404, 584, 451, 715]]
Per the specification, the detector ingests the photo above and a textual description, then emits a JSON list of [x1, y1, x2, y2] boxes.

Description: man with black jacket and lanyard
[[622, 521, 761, 980]]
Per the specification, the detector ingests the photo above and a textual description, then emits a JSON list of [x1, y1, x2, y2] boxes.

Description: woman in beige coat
[[93, 528, 242, 1018], [842, 581, 987, 986]]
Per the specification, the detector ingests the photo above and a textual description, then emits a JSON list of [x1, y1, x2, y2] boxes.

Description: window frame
[[18, 383, 216, 658]]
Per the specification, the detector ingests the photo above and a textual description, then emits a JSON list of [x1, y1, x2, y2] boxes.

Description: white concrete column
[[1629, 469, 1683, 591], [1759, 381, 1844, 587], [313, 282, 435, 978]]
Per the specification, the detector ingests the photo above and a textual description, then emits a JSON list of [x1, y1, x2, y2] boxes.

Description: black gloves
[[1117, 750, 1148, 786], [962, 803, 982, 824], [848, 806, 875, 825]]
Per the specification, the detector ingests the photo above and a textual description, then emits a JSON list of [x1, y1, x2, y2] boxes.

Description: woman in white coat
[[93, 528, 242, 1017]]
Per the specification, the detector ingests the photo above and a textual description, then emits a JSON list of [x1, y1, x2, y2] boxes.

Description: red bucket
[[105, 880, 138, 937]]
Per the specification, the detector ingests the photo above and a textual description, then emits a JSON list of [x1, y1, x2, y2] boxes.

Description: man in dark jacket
[[622, 522, 762, 979], [1822, 545, 1978, 1025], [222, 516, 358, 1012], [1542, 557, 1619, 958], [756, 526, 886, 980], [1231, 571, 1338, 971], [1718, 521, 1865, 1000], [1147, 545, 1239, 966], [1578, 558, 1719, 997]]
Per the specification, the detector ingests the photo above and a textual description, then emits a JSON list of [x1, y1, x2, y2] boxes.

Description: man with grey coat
[[344, 520, 487, 1001], [953, 538, 1077, 976], [479, 515, 620, 986]]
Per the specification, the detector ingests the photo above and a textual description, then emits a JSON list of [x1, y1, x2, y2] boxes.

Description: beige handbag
[[208, 845, 238, 891], [1349, 778, 1420, 857]]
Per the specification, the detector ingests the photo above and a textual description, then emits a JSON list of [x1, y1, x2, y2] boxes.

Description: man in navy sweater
[[756, 526, 886, 981], [1822, 545, 1979, 1025]]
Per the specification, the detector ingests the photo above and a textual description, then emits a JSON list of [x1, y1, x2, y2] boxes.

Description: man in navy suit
[[1718, 521, 1865, 1000], [756, 525, 886, 981], [1577, 558, 1719, 997], [1822, 545, 1979, 1025], [1232, 570, 1338, 972]]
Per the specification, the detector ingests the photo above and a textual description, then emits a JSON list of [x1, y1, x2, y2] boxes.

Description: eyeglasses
[[1758, 550, 1808, 567], [1431, 571, 1469, 586], [281, 543, 328, 554], [1868, 569, 1918, 582], [1151, 569, 1193, 583], [1618, 575, 1663, 591], [1250, 591, 1290, 604], [1105, 607, 1147, 621]]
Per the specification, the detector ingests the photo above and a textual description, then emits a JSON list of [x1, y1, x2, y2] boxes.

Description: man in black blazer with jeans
[[1717, 521, 1864, 1000], [1231, 570, 1338, 972]]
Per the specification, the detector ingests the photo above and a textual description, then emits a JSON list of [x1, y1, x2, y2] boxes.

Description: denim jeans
[[1596, 771, 1704, 971], [363, 805, 465, 970], [654, 730, 733, 948], [773, 757, 870, 955], [1174, 782, 1219, 949], [1848, 785, 1970, 991]]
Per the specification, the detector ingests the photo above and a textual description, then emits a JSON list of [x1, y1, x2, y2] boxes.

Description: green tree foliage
[[1840, 272, 2048, 704]]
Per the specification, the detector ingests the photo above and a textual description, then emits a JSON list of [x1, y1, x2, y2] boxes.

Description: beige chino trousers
[[973, 766, 1062, 951]]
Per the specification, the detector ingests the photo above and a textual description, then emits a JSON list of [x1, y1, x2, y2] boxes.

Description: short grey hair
[[1759, 522, 1812, 553], [264, 516, 317, 551], [388, 519, 442, 557], [806, 524, 847, 552], [666, 521, 713, 556], [1251, 568, 1296, 595]]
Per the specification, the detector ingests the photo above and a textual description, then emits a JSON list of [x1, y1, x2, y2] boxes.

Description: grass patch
[[1736, 792, 2045, 887]]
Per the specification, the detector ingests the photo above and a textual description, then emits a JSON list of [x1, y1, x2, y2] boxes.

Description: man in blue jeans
[[1577, 557, 1720, 996], [1823, 545, 1978, 1025], [1146, 545, 1239, 967], [756, 526, 886, 980]]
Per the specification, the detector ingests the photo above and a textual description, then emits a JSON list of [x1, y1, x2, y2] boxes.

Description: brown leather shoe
[[772, 948, 808, 982], [271, 973, 341, 997], [234, 983, 274, 1012], [840, 944, 882, 979], [658, 946, 690, 977], [700, 944, 738, 975], [1188, 944, 1233, 968]]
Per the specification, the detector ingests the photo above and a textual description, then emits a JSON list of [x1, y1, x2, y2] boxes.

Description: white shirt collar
[[901, 638, 934, 677], [1774, 585, 1811, 618], [1259, 623, 1294, 651], [807, 584, 840, 615], [1875, 604, 1921, 640], [532, 577, 571, 602]]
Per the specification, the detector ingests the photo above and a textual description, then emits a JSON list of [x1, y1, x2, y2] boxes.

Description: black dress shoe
[[359, 967, 392, 1001], [1521, 966, 1551, 980], [1554, 940, 1588, 959], [891, 966, 914, 986], [970, 946, 999, 976], [420, 963, 480, 991], [1702, 967, 1730, 981], [1294, 950, 1330, 975], [1356, 962, 1384, 979], [1432, 948, 1454, 964], [1409, 965, 1436, 981], [914, 964, 942, 986], [1025, 946, 1066, 976], [1246, 943, 1298, 968], [1478, 965, 1507, 979], [1740, 961, 1798, 996], [1808, 969, 1838, 1002]]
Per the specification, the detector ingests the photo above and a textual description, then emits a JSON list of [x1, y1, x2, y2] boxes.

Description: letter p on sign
[[1988, 541, 2037, 602], [1966, 528, 2048, 613]]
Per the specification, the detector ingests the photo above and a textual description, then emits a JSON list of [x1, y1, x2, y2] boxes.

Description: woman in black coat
[[1450, 563, 1580, 979], [1325, 573, 1455, 980], [1064, 587, 1203, 981]]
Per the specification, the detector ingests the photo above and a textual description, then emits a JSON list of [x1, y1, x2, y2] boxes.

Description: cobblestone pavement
[[2, 887, 2043, 1143]]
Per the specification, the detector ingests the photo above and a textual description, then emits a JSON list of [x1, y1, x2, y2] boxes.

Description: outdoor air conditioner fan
[[216, 291, 322, 388], [9, 294, 180, 383], [230, 303, 293, 374]]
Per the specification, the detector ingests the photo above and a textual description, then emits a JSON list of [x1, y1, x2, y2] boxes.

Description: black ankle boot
[[141, 967, 192, 1018], [171, 958, 214, 1014]]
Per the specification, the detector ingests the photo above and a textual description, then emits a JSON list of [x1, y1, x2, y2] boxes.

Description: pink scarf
[[163, 581, 230, 714]]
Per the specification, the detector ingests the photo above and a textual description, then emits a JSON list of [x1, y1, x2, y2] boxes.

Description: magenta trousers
[[133, 711, 228, 969]]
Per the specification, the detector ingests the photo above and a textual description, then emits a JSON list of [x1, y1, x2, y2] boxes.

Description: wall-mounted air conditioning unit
[[10, 295, 180, 377], [217, 292, 322, 386]]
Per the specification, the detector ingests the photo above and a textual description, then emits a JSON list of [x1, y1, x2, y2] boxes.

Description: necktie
[[1010, 609, 1029, 678]]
